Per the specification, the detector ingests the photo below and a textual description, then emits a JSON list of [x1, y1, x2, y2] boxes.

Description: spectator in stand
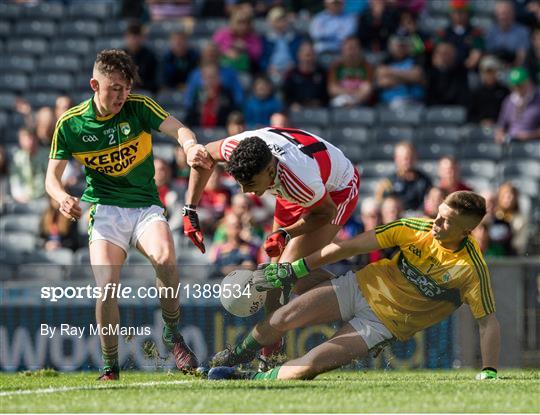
[[161, 31, 199, 90], [472, 220, 510, 257], [494, 181, 529, 255], [524, 28, 540, 84], [34, 107, 56, 147], [154, 158, 180, 210], [376, 195, 403, 259], [468, 56, 509, 126], [376, 35, 425, 108], [361, 197, 391, 263], [376, 141, 432, 211], [486, 0, 530, 65], [309, 0, 357, 55], [213, 8, 262, 74], [14, 97, 33, 128], [423, 186, 447, 219], [9, 128, 48, 203], [185, 63, 238, 128], [54, 95, 72, 120], [244, 75, 283, 128], [516, 0, 540, 30], [226, 111, 246, 136], [480, 189, 497, 220], [184, 42, 244, 108], [282, 41, 329, 110], [40, 196, 79, 252], [425, 41, 469, 106], [123, 21, 158, 93], [434, 0, 484, 70], [357, 0, 400, 53], [437, 156, 472, 194], [328, 37, 374, 107], [260, 6, 304, 85], [270, 111, 291, 127], [380, 194, 404, 224], [495, 67, 540, 143], [198, 163, 232, 233], [213, 193, 264, 244], [209, 212, 259, 277], [395, 9, 432, 65]]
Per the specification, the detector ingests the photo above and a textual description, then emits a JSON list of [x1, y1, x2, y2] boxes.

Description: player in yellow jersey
[[209, 191, 500, 381], [45, 50, 212, 380]]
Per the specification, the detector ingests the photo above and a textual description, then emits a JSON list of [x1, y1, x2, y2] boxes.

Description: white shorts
[[331, 271, 394, 349], [88, 204, 168, 253]]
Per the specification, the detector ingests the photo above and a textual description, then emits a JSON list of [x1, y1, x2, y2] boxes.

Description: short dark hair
[[225, 137, 273, 183], [126, 20, 143, 36], [445, 191, 486, 222], [94, 49, 140, 84]]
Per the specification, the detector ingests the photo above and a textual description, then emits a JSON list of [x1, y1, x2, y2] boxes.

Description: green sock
[[162, 307, 181, 345], [252, 366, 281, 380], [102, 345, 119, 372], [233, 333, 262, 358]]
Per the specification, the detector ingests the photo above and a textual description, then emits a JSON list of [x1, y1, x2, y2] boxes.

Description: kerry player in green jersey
[[45, 49, 212, 381]]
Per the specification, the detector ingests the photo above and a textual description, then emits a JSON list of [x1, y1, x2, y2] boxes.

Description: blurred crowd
[[1, 0, 539, 278]]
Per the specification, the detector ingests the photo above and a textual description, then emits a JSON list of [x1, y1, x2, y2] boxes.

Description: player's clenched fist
[[185, 143, 213, 169], [59, 196, 81, 221], [263, 228, 290, 257]]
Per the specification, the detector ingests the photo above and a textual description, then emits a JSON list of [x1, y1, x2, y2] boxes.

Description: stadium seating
[[290, 108, 330, 127], [330, 127, 370, 144], [0, 213, 40, 234], [378, 106, 424, 126], [332, 108, 376, 126], [0, 0, 538, 283], [424, 106, 467, 125]]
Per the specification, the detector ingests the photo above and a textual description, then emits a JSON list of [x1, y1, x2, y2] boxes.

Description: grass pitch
[[1, 369, 539, 413]]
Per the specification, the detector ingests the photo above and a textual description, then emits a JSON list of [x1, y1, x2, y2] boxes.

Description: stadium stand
[[0, 0, 538, 284]]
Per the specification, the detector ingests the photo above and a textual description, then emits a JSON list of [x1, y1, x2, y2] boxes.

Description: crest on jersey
[[442, 273, 451, 282], [120, 122, 131, 135]]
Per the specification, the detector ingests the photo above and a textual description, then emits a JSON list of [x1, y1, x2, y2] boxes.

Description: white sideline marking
[[0, 379, 190, 397]]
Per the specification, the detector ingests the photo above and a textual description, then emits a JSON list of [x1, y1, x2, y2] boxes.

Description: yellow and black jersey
[[356, 218, 495, 341]]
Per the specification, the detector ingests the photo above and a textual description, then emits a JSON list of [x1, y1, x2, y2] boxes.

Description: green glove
[[476, 367, 498, 380], [252, 259, 310, 291]]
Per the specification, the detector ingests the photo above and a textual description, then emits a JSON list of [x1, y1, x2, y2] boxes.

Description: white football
[[220, 269, 267, 317]]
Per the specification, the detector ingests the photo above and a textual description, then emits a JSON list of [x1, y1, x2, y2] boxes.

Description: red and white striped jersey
[[219, 127, 355, 208]]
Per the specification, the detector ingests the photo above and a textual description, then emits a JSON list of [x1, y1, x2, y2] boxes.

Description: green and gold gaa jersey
[[357, 218, 495, 341], [50, 94, 170, 207]]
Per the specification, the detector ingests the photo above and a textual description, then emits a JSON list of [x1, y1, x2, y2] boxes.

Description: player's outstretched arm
[[254, 230, 381, 290], [159, 116, 213, 169], [304, 229, 380, 271], [181, 139, 224, 253], [476, 313, 500, 380], [45, 159, 81, 221]]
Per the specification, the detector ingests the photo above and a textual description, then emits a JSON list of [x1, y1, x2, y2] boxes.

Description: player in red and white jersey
[[186, 126, 360, 285], [184, 126, 360, 364]]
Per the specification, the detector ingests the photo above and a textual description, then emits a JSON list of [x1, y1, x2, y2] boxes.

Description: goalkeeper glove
[[182, 205, 205, 253], [252, 258, 310, 292], [264, 228, 291, 257], [476, 367, 497, 380]]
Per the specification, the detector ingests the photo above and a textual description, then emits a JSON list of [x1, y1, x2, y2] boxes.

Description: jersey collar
[[89, 96, 117, 121]]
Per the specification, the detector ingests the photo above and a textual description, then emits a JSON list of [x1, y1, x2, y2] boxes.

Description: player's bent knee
[[148, 249, 176, 268], [268, 306, 299, 332]]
